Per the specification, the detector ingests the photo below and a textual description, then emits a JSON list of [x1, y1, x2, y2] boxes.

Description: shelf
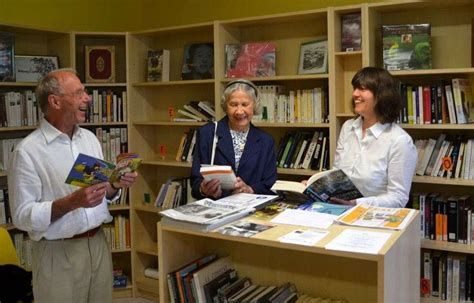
[[142, 159, 192, 168], [108, 204, 130, 211], [0, 126, 37, 132], [132, 79, 214, 87], [0, 223, 15, 230], [135, 243, 158, 256], [334, 51, 362, 56], [412, 175, 474, 187], [401, 123, 474, 130], [111, 248, 132, 253], [84, 83, 127, 87], [253, 122, 330, 128], [0, 82, 37, 87], [389, 67, 474, 77], [133, 121, 206, 127], [421, 239, 474, 254], [135, 276, 159, 295], [134, 203, 162, 214], [79, 122, 127, 127], [277, 168, 319, 176], [113, 284, 133, 299], [222, 74, 329, 82], [0, 171, 6, 177], [336, 113, 355, 118]]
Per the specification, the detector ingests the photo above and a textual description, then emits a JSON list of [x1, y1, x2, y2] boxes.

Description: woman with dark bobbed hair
[[333, 67, 417, 208], [191, 79, 277, 199]]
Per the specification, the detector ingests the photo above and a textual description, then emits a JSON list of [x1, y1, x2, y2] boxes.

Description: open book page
[[335, 204, 416, 230], [304, 168, 363, 202], [65, 153, 142, 188], [160, 193, 279, 225], [200, 165, 237, 190]]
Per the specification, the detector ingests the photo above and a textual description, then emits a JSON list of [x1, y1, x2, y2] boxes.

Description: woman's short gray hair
[[221, 79, 261, 115]]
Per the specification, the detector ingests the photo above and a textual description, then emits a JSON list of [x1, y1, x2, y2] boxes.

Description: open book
[[200, 165, 237, 190], [160, 193, 278, 232], [271, 168, 362, 203], [65, 152, 142, 187]]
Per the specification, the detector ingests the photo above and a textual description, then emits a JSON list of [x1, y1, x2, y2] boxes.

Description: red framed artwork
[[85, 45, 115, 83]]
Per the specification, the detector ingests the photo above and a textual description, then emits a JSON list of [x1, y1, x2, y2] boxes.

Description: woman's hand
[[301, 180, 308, 186], [200, 178, 222, 199], [232, 177, 254, 195]]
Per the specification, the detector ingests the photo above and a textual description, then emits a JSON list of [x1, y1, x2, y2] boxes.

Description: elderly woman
[[191, 79, 277, 199]]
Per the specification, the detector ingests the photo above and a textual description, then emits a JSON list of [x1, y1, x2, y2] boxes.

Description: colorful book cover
[[65, 152, 141, 187], [382, 23, 431, 71], [225, 42, 276, 78], [181, 43, 214, 80], [297, 201, 351, 216], [341, 13, 362, 52]]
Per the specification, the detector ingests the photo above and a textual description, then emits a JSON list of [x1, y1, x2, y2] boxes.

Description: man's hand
[[108, 171, 139, 198], [329, 197, 356, 206], [51, 182, 108, 222]]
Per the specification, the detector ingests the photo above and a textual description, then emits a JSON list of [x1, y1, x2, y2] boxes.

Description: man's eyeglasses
[[56, 88, 89, 98]]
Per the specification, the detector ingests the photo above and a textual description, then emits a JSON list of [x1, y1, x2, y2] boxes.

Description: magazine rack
[[158, 211, 420, 303]]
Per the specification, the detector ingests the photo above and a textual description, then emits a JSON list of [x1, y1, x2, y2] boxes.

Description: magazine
[[65, 152, 142, 187], [214, 219, 275, 238], [271, 168, 363, 203], [160, 193, 278, 232], [297, 201, 351, 216], [335, 204, 416, 230], [200, 165, 237, 190]]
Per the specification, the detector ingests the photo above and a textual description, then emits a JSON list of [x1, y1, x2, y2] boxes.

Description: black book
[[447, 196, 459, 242], [268, 283, 297, 303], [203, 268, 238, 303], [218, 277, 252, 303]]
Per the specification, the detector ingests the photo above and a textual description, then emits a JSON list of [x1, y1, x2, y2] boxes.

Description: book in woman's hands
[[65, 152, 142, 187], [200, 165, 237, 190], [271, 168, 362, 203]]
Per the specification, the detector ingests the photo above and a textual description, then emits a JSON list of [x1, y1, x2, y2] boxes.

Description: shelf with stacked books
[[133, 121, 206, 127], [421, 239, 474, 255], [132, 79, 214, 87]]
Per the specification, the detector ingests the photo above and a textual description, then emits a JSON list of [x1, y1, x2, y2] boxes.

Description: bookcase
[[126, 1, 474, 301], [0, 26, 132, 298], [158, 212, 420, 303]]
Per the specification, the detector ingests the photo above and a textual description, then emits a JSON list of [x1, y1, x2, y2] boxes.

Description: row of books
[[85, 89, 127, 123], [92, 127, 128, 165], [155, 177, 194, 209], [0, 188, 10, 225], [110, 187, 129, 206], [276, 131, 330, 171], [175, 129, 197, 163], [0, 90, 42, 127], [175, 101, 216, 122], [167, 254, 346, 303], [422, 250, 474, 302], [12, 232, 32, 271], [103, 214, 131, 251], [252, 86, 329, 124], [412, 193, 472, 243], [0, 138, 22, 172], [415, 135, 474, 180], [398, 78, 473, 125]]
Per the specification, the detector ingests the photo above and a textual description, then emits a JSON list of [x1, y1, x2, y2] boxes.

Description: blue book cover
[[297, 201, 351, 216]]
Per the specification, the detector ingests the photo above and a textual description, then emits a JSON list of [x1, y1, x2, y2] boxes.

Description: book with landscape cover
[[147, 49, 170, 82], [271, 168, 363, 203], [65, 152, 141, 187], [341, 13, 362, 52], [382, 23, 431, 71], [160, 193, 278, 232], [225, 42, 276, 78]]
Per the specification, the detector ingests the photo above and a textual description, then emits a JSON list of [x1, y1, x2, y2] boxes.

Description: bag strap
[[210, 121, 218, 165]]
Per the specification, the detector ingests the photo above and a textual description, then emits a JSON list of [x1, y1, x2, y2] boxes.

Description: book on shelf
[[225, 42, 276, 78], [203, 268, 239, 303], [451, 78, 473, 124], [155, 177, 194, 209], [341, 12, 362, 52], [147, 49, 170, 82], [160, 193, 278, 232], [193, 255, 235, 303], [271, 168, 363, 204], [65, 152, 141, 187], [217, 277, 252, 303], [200, 165, 237, 190], [335, 204, 416, 230], [181, 43, 214, 80], [382, 23, 431, 71]]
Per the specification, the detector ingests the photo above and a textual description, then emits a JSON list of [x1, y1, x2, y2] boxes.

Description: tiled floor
[[113, 298, 155, 303]]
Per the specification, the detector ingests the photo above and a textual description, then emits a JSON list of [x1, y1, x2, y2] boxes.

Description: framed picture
[[85, 45, 115, 83], [15, 55, 58, 82], [298, 40, 328, 75], [0, 32, 15, 82], [181, 43, 213, 80]]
